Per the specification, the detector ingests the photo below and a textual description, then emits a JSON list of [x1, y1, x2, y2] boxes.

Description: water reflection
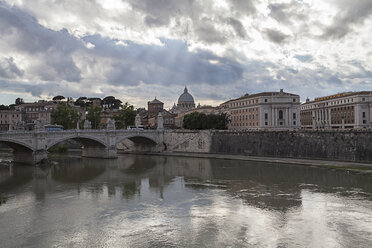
[[0, 152, 372, 247]]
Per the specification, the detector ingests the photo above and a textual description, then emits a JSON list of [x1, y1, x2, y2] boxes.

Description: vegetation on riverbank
[[49, 144, 68, 153], [0, 195, 7, 206]]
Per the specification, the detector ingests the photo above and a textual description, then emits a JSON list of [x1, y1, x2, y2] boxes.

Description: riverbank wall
[[164, 130, 372, 163]]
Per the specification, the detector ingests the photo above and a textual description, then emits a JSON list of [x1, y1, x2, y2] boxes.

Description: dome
[[178, 87, 195, 104]]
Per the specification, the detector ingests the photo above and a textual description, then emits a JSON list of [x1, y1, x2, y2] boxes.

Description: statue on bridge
[[107, 118, 116, 130], [135, 114, 141, 128], [34, 119, 45, 131], [157, 112, 164, 130], [15, 121, 25, 131], [84, 120, 92, 129]]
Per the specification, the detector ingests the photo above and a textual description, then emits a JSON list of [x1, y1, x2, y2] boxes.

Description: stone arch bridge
[[0, 129, 165, 164]]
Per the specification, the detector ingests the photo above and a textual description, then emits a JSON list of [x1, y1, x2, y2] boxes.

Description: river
[[1, 151, 372, 247]]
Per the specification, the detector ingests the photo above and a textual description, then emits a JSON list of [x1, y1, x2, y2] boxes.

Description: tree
[[15, 98, 24, 105], [74, 97, 87, 108], [51, 104, 80, 129], [86, 106, 102, 129], [102, 96, 122, 110], [0, 105, 10, 110], [183, 112, 229, 130], [53, 95, 65, 101], [113, 103, 136, 129]]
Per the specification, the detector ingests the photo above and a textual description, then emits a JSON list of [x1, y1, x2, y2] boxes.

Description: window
[[280, 121, 283, 125], [265, 113, 268, 119], [362, 98, 365, 102], [363, 120, 366, 124], [264, 99, 268, 102], [265, 122, 268, 126], [279, 110, 283, 119], [293, 98, 296, 102], [293, 121, 296, 125], [293, 113, 296, 119], [363, 112, 366, 118]]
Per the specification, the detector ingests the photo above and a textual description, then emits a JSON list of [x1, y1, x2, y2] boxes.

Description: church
[[170, 86, 196, 114]]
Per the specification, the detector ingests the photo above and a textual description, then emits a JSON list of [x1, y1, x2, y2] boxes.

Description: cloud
[[0, 57, 24, 79], [0, 3, 84, 82], [294, 54, 313, 63], [263, 29, 290, 44], [321, 0, 372, 39], [82, 36, 243, 86]]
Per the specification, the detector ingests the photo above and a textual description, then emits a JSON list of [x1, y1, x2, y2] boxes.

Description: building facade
[[14, 101, 57, 128], [300, 91, 372, 129], [148, 98, 164, 117], [224, 89, 301, 130], [0, 110, 23, 131]]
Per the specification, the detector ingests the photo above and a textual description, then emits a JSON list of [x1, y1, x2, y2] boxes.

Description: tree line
[[183, 112, 229, 130]]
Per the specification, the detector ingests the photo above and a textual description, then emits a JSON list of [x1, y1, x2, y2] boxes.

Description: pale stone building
[[224, 89, 301, 130], [300, 91, 372, 129], [0, 110, 23, 131]]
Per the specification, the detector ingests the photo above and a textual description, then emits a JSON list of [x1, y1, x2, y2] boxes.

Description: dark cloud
[[128, 0, 194, 27], [229, 0, 257, 16], [322, 0, 372, 39], [0, 57, 24, 79], [0, 3, 83, 82], [225, 17, 247, 38], [83, 36, 243, 86], [194, 19, 227, 44], [268, 1, 308, 25], [263, 29, 290, 44]]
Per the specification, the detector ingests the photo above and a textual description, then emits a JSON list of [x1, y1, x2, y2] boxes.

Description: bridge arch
[[116, 134, 158, 146], [46, 134, 107, 150], [116, 134, 162, 152], [0, 138, 34, 152]]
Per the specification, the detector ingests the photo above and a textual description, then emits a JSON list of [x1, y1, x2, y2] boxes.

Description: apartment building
[[301, 91, 372, 129], [224, 89, 301, 130], [0, 110, 23, 131]]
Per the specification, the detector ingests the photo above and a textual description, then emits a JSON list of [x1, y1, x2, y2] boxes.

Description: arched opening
[[117, 136, 160, 153], [47, 137, 106, 153], [0, 140, 36, 164]]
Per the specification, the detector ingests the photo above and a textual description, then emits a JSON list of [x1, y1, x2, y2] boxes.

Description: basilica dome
[[178, 87, 195, 104]]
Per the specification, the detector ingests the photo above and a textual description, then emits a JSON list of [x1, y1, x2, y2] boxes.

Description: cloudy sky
[[0, 0, 371, 108]]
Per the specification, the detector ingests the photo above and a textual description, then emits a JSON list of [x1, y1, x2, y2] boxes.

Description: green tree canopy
[[86, 106, 102, 129], [183, 112, 229, 130], [53, 95, 65, 101], [113, 103, 136, 129], [51, 104, 80, 129]]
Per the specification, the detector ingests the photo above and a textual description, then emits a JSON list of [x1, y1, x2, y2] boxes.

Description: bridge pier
[[13, 150, 48, 164], [82, 146, 118, 159]]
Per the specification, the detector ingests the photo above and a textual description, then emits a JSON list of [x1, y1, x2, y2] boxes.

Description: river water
[[1, 151, 372, 248]]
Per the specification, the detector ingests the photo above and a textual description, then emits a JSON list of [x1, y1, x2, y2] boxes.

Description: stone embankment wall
[[163, 130, 211, 153], [210, 130, 372, 162]]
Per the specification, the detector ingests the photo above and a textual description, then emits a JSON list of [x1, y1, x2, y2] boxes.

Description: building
[[224, 89, 301, 130], [148, 110, 176, 129], [170, 87, 196, 114], [175, 105, 218, 128], [14, 101, 57, 129], [300, 91, 372, 129], [0, 110, 23, 131], [148, 98, 164, 117]]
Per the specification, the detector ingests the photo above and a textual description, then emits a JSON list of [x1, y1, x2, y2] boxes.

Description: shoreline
[[120, 151, 372, 175]]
